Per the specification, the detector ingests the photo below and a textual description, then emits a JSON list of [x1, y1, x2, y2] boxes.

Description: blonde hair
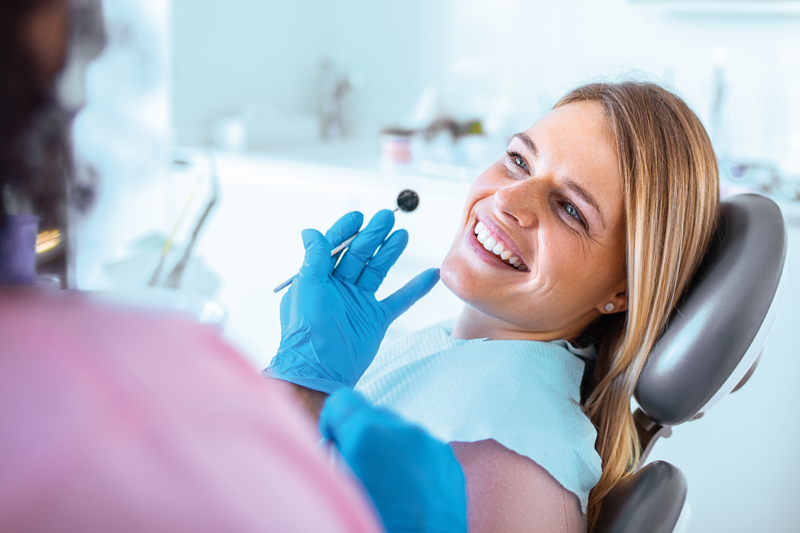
[[554, 82, 720, 530]]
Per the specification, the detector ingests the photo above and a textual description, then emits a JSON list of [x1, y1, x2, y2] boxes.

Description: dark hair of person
[[0, 0, 102, 229]]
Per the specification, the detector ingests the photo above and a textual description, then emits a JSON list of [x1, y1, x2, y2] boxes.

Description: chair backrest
[[635, 193, 787, 426], [596, 194, 787, 533]]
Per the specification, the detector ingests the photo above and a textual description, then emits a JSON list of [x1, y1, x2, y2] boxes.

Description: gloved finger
[[333, 209, 395, 285], [381, 268, 440, 322], [299, 228, 333, 281], [319, 389, 375, 444], [355, 229, 408, 293], [325, 211, 364, 271]]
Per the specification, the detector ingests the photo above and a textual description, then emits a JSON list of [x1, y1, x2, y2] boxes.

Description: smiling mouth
[[473, 221, 528, 271]]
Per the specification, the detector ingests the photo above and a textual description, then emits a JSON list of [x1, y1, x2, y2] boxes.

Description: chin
[[439, 253, 482, 309]]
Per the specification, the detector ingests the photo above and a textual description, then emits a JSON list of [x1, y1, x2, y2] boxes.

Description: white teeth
[[473, 224, 527, 270]]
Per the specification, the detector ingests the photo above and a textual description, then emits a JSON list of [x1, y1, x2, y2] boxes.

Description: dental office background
[[68, 1, 799, 532]]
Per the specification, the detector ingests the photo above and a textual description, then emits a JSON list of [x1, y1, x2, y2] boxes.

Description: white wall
[[526, 1, 800, 169], [172, 0, 800, 174], [171, 0, 334, 145]]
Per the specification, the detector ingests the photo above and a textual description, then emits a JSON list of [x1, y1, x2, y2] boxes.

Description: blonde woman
[[352, 81, 719, 532]]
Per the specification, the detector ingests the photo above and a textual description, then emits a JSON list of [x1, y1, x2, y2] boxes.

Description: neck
[[0, 215, 39, 285], [450, 304, 594, 342]]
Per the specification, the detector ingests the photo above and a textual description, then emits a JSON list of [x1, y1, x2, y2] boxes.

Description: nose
[[494, 179, 542, 228]]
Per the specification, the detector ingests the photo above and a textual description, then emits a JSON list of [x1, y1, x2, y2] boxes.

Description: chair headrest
[[635, 194, 787, 426]]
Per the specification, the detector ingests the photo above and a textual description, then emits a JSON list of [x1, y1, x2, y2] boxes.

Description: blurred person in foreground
[[0, 1, 466, 532]]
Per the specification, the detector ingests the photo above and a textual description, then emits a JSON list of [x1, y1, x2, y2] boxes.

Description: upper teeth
[[474, 221, 527, 271]]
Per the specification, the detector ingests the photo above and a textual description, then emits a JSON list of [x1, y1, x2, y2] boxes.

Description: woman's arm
[[450, 439, 586, 533], [286, 383, 328, 422]]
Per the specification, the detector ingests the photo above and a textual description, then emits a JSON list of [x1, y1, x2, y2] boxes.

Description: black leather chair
[[594, 194, 787, 533]]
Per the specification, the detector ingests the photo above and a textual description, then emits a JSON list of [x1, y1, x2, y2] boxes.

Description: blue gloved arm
[[320, 389, 468, 533], [266, 210, 439, 394]]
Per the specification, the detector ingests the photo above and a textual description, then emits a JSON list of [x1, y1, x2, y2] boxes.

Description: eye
[[506, 150, 528, 171], [563, 202, 584, 225]]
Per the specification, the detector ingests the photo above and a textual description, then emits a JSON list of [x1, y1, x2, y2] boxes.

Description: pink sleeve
[[451, 439, 586, 533], [0, 291, 383, 533]]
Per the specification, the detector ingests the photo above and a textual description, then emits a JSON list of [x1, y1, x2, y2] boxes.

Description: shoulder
[[0, 291, 382, 533], [451, 439, 586, 533]]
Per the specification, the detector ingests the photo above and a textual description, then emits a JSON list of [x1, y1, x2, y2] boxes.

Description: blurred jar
[[380, 128, 414, 169]]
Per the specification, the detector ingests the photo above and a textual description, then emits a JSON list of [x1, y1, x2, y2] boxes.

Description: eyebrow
[[512, 133, 538, 158], [512, 132, 607, 230]]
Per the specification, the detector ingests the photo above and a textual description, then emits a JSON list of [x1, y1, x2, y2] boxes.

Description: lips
[[473, 219, 528, 271]]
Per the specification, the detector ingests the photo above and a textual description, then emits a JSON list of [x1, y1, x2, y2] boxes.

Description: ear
[[596, 287, 628, 315]]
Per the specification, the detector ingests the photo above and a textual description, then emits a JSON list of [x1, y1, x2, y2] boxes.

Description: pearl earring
[[604, 303, 615, 312]]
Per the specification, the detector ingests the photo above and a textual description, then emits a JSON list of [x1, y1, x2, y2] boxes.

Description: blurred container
[[380, 128, 415, 168]]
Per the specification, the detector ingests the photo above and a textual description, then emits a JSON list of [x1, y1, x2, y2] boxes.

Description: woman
[[355, 81, 719, 532]]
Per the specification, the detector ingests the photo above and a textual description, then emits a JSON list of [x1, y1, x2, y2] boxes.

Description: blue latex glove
[[320, 389, 467, 533], [266, 210, 440, 393]]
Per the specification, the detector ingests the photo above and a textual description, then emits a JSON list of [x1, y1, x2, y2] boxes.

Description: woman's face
[[441, 101, 628, 341]]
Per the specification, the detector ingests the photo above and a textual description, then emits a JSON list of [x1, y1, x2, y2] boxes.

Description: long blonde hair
[[554, 82, 720, 530]]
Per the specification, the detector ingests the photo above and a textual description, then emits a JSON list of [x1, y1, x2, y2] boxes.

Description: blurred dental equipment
[[148, 154, 219, 289], [272, 189, 419, 293]]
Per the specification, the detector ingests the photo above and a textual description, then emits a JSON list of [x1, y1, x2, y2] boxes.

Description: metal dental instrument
[[149, 152, 220, 288], [273, 189, 419, 294]]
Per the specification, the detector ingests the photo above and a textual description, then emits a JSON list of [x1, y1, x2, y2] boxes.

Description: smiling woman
[[356, 81, 720, 532], [443, 100, 628, 344]]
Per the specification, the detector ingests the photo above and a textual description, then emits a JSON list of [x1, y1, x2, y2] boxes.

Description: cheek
[[445, 175, 496, 262], [470, 165, 509, 199], [440, 245, 471, 297], [458, 182, 490, 224], [531, 234, 601, 305], [547, 246, 624, 308], [439, 238, 491, 308], [452, 169, 506, 239]]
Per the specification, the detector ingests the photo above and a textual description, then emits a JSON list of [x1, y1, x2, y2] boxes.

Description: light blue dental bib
[[355, 320, 602, 513]]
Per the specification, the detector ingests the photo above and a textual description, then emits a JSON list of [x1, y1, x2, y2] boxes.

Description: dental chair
[[593, 194, 788, 533]]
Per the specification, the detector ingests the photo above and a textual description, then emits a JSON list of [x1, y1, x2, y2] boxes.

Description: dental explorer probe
[[272, 189, 419, 293]]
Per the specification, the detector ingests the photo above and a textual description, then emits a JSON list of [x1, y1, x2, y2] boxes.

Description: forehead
[[526, 101, 615, 173]]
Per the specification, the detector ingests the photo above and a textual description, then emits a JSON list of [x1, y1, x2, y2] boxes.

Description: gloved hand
[[320, 389, 468, 533], [267, 210, 440, 393]]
